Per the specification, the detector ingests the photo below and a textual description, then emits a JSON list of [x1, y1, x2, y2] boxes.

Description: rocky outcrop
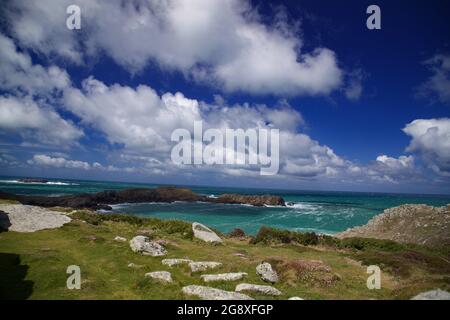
[[336, 204, 450, 247], [162, 258, 193, 267], [0, 204, 71, 232], [129, 235, 167, 256], [200, 272, 247, 282], [192, 222, 223, 244], [214, 194, 285, 207], [182, 285, 253, 300], [256, 262, 279, 283], [235, 283, 282, 296], [189, 261, 222, 272], [0, 187, 286, 210], [145, 271, 173, 283], [411, 289, 450, 300]]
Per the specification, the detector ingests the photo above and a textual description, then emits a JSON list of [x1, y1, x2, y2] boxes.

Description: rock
[[411, 289, 450, 300], [256, 262, 279, 283], [114, 236, 127, 242], [182, 285, 253, 300], [288, 297, 304, 300], [129, 235, 167, 256], [0, 204, 71, 232], [336, 204, 450, 247], [0, 187, 286, 211], [192, 222, 223, 244], [233, 253, 248, 259], [155, 239, 179, 247], [127, 263, 144, 268], [162, 258, 193, 267], [145, 271, 173, 283], [189, 261, 222, 272], [235, 283, 282, 296], [215, 194, 285, 207], [200, 272, 248, 282]]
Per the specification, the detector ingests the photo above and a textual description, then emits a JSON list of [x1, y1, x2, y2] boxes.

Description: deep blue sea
[[1, 176, 450, 235]]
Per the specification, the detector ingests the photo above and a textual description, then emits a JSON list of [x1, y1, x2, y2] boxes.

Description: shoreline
[[1, 200, 449, 300]]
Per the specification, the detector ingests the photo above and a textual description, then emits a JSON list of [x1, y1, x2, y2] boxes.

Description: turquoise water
[[1, 176, 450, 235]]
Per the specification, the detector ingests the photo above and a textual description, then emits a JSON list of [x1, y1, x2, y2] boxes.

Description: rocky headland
[[0, 186, 285, 211], [337, 204, 450, 247]]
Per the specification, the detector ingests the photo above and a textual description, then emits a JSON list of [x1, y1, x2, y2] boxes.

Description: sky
[[0, 0, 450, 194]]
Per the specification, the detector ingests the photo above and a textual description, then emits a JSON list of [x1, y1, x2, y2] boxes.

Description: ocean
[[1, 176, 450, 235]]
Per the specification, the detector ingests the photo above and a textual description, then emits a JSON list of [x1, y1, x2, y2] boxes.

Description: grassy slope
[[0, 205, 449, 300]]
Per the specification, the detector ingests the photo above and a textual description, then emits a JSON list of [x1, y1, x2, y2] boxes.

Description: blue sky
[[0, 0, 449, 194]]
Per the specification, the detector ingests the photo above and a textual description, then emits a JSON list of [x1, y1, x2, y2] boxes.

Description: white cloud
[[344, 69, 365, 101], [61, 76, 348, 178], [375, 155, 414, 169], [403, 118, 450, 176], [417, 54, 450, 104], [28, 154, 91, 170], [0, 95, 83, 146], [4, 0, 343, 96], [28, 154, 137, 173], [0, 33, 70, 95]]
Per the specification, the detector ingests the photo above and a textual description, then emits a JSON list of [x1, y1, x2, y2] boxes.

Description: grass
[[0, 208, 449, 300]]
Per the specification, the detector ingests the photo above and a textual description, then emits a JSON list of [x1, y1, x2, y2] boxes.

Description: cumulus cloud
[[403, 118, 450, 176], [28, 154, 91, 170], [61, 76, 350, 178], [417, 54, 450, 104], [0, 95, 83, 146], [0, 33, 70, 95], [28, 154, 137, 173], [3, 0, 343, 96]]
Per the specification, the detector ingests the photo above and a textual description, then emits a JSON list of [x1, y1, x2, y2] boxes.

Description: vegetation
[[0, 208, 449, 300], [250, 226, 319, 246]]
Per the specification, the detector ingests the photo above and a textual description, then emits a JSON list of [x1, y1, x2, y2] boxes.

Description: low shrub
[[338, 237, 405, 252], [251, 226, 319, 246], [146, 218, 193, 239], [72, 210, 146, 225], [228, 228, 246, 238]]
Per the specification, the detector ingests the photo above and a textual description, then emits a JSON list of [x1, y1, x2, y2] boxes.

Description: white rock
[[0, 204, 71, 232], [114, 236, 127, 242], [182, 285, 253, 300], [256, 262, 279, 283], [129, 235, 167, 256], [201, 272, 248, 282], [162, 258, 193, 267], [288, 297, 304, 300], [145, 271, 173, 283], [189, 261, 222, 272], [127, 263, 143, 268], [192, 222, 223, 244], [411, 289, 450, 300], [235, 283, 282, 296]]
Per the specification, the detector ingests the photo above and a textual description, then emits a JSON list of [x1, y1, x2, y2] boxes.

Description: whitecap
[[0, 180, 78, 186], [286, 202, 321, 210]]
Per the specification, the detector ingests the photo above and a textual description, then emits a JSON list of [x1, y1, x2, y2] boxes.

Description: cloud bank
[[4, 0, 343, 96]]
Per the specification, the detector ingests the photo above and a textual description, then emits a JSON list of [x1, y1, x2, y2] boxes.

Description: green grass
[[0, 209, 449, 300]]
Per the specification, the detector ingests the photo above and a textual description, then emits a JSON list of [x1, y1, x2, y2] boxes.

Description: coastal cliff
[[337, 204, 450, 247]]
